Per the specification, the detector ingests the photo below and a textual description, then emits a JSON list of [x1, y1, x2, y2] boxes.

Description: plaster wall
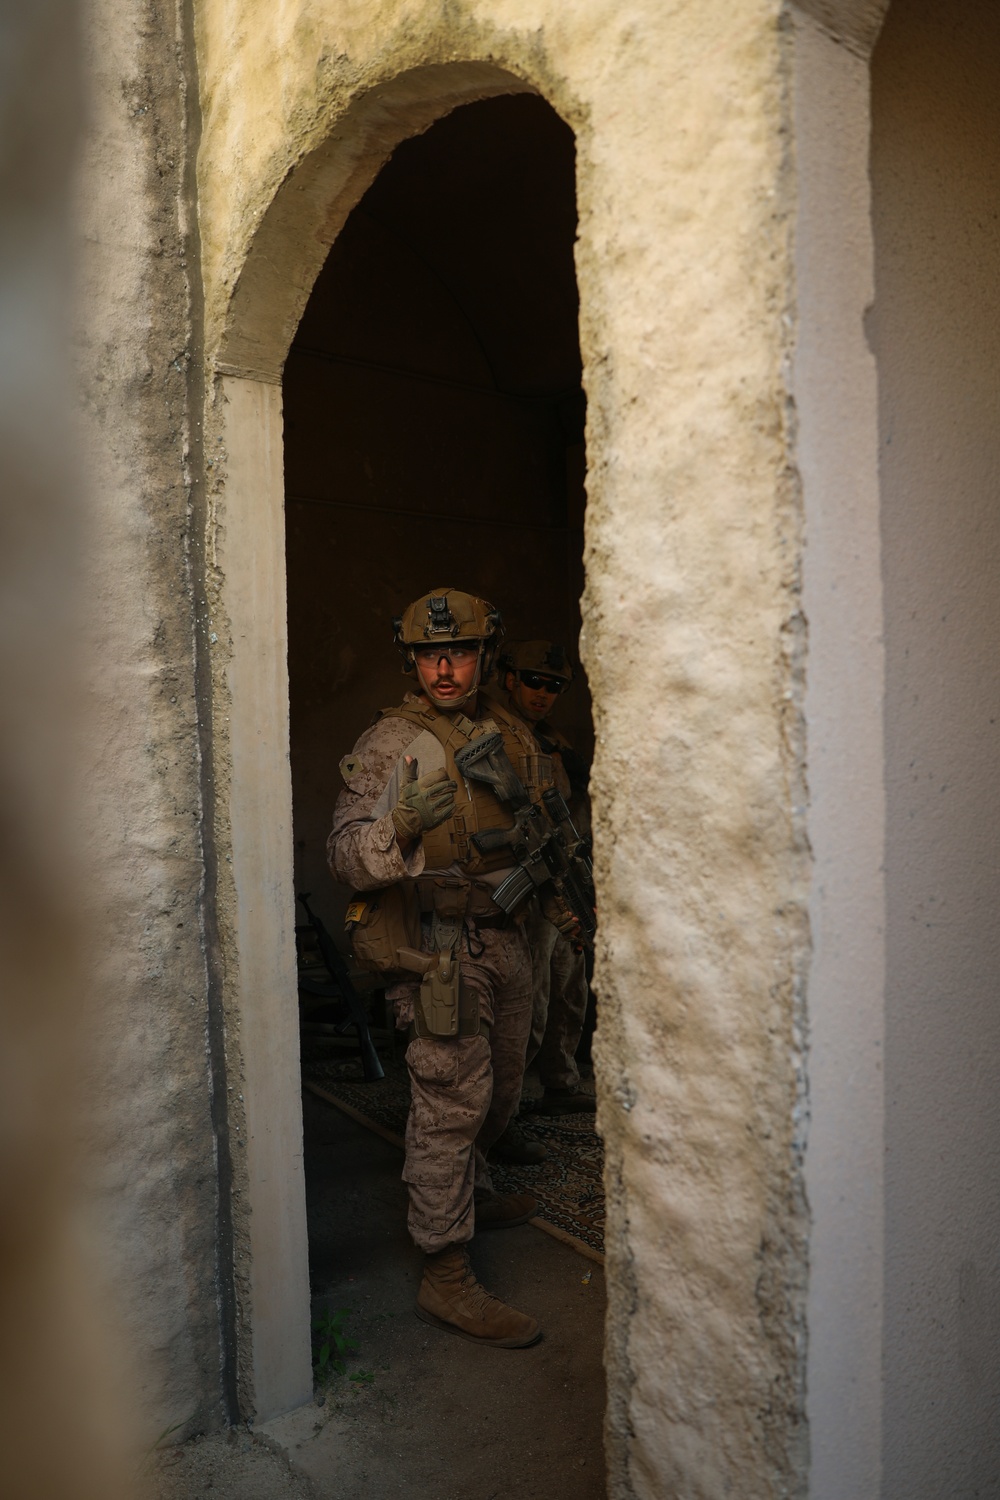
[[194, 0, 812, 1491], [219, 375, 313, 1416], [792, 14, 886, 1497], [78, 0, 226, 1440], [871, 2, 1000, 1490]]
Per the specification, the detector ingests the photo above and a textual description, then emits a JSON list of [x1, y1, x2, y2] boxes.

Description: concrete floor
[[150, 1085, 607, 1499]]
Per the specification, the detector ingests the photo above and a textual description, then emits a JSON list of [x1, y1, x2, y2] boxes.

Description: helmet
[[498, 640, 573, 691], [393, 587, 504, 681]]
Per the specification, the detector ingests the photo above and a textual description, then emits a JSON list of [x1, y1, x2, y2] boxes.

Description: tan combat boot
[[488, 1120, 548, 1165], [416, 1246, 542, 1348], [473, 1189, 538, 1231]]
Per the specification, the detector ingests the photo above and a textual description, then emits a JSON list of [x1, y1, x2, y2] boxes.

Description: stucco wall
[[79, 0, 229, 1439], [193, 0, 811, 1492], [871, 2, 1000, 1491], [80, 0, 994, 1483]]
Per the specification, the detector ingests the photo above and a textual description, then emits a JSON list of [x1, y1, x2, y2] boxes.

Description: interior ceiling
[[293, 92, 581, 400]]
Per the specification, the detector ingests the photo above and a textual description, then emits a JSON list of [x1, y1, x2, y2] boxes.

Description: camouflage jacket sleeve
[[327, 714, 428, 891]]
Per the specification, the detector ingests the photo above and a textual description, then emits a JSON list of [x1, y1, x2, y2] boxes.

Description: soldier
[[327, 589, 575, 1349], [487, 641, 595, 1167]]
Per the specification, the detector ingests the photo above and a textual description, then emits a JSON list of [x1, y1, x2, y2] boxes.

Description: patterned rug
[[302, 1048, 604, 1263]]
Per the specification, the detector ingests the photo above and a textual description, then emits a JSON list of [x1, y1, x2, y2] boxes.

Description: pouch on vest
[[345, 883, 420, 979], [518, 752, 555, 798]]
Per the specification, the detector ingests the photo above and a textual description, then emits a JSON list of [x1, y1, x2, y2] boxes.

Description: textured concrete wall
[[193, 0, 812, 1491], [86, 0, 997, 1484], [79, 0, 229, 1439], [871, 2, 1000, 1492]]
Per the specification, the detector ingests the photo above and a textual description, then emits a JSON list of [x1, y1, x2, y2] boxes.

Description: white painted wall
[[793, 13, 886, 1498], [216, 375, 313, 1418]]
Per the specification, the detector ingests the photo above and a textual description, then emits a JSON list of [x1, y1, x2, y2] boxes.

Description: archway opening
[[282, 92, 605, 1487]]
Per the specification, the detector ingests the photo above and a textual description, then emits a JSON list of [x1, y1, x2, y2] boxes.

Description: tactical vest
[[484, 685, 576, 804], [380, 697, 551, 875]]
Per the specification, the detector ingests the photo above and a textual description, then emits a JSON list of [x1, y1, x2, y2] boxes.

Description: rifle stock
[[457, 738, 597, 946]]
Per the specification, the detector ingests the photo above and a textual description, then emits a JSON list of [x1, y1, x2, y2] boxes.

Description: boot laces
[[458, 1261, 506, 1316]]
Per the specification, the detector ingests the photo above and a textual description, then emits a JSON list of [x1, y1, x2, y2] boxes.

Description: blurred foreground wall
[[0, 0, 126, 1494]]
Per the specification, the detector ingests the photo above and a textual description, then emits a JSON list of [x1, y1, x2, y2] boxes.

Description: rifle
[[297, 891, 385, 1082], [453, 733, 596, 945]]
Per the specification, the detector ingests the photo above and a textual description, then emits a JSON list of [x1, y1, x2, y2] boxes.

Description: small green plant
[[312, 1307, 359, 1381], [134, 1416, 194, 1478], [349, 1369, 375, 1387]]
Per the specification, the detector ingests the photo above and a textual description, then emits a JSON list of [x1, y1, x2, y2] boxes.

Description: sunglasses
[[518, 671, 566, 693], [413, 643, 479, 665]]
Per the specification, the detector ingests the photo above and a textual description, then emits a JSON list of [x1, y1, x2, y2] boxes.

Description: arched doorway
[[200, 18, 839, 1485], [200, 62, 589, 1426], [284, 93, 590, 919], [283, 92, 605, 1487]]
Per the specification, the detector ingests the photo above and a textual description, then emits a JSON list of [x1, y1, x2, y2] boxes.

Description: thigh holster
[[398, 878, 487, 1041]]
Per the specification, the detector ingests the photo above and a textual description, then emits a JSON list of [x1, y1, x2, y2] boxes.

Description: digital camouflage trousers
[[388, 922, 532, 1253]]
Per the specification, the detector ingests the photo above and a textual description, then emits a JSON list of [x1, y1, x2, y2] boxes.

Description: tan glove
[[391, 757, 458, 842], [542, 890, 581, 942]]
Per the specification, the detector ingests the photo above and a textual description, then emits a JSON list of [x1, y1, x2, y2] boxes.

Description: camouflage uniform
[[328, 697, 534, 1254], [522, 903, 587, 1092], [483, 688, 591, 1101], [524, 721, 590, 1095]]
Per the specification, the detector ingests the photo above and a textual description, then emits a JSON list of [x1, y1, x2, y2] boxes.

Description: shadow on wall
[[871, 0, 1000, 1493]]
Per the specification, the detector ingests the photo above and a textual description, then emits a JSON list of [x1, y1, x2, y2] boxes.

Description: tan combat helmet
[[499, 640, 574, 692], [393, 588, 504, 702]]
